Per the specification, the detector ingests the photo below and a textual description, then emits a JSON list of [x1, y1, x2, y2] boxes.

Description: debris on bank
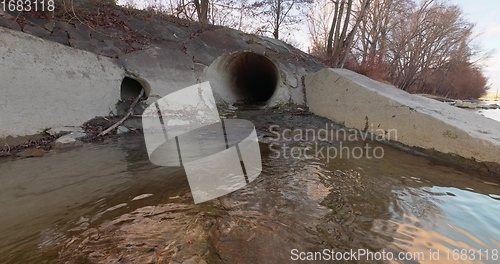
[[0, 96, 146, 159]]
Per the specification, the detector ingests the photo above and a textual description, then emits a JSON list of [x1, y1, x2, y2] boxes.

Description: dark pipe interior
[[228, 53, 278, 103], [121, 77, 144, 100]]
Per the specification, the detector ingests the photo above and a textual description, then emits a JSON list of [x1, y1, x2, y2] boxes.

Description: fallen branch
[[98, 88, 145, 137]]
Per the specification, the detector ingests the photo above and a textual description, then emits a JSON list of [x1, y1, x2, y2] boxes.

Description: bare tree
[[251, 0, 312, 39], [326, 0, 370, 67], [306, 0, 334, 57], [193, 0, 209, 23], [208, 0, 250, 28], [308, 0, 489, 98], [387, 0, 475, 91], [348, 0, 411, 79], [146, 0, 248, 26]]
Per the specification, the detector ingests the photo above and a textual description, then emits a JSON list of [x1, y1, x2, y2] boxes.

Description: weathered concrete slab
[[118, 44, 196, 99], [305, 68, 500, 165], [0, 27, 124, 138]]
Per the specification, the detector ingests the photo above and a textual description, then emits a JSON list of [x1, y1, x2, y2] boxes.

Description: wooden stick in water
[[98, 88, 145, 137]]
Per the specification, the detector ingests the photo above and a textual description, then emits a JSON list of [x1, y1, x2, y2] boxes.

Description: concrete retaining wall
[[305, 68, 500, 165], [0, 27, 125, 138], [0, 24, 317, 139]]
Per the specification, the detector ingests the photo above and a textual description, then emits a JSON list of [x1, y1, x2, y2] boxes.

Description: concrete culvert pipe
[[120, 76, 150, 100], [204, 52, 280, 106], [228, 52, 278, 103]]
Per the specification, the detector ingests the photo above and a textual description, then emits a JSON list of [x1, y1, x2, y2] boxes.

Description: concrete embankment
[[305, 68, 500, 169], [0, 9, 324, 139], [0, 27, 125, 138]]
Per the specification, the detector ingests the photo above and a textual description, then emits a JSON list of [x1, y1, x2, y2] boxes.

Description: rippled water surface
[[0, 110, 498, 263]]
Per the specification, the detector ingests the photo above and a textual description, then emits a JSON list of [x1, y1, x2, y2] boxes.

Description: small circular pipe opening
[[121, 76, 148, 100], [228, 52, 278, 104]]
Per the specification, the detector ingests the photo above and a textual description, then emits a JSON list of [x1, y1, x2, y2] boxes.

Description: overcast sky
[[450, 0, 500, 92]]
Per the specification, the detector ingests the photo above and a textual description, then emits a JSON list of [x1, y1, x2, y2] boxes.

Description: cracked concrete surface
[[0, 6, 324, 138]]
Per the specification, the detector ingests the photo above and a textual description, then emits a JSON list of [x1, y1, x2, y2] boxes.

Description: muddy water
[[0, 110, 499, 263]]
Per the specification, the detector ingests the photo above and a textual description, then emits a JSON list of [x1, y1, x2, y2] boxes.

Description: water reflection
[[0, 137, 191, 262], [351, 144, 500, 263], [373, 186, 500, 264], [0, 110, 499, 263]]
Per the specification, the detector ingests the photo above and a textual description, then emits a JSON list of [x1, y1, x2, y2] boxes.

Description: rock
[[54, 137, 77, 149], [68, 38, 101, 53], [71, 132, 87, 139], [182, 256, 207, 264], [453, 100, 478, 109], [17, 148, 45, 158], [66, 23, 92, 42], [0, 17, 21, 31], [44, 21, 56, 32], [47, 29, 70, 46], [22, 24, 51, 38], [117, 126, 130, 135], [30, 148, 45, 157], [0, 9, 14, 19], [54, 21, 71, 31], [99, 47, 123, 58], [26, 18, 50, 29], [0, 152, 12, 158], [54, 133, 85, 149], [16, 150, 32, 158], [47, 126, 85, 136]]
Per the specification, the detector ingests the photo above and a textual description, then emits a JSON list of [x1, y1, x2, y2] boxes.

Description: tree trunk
[[194, 0, 209, 23], [274, 0, 282, 39], [331, 0, 346, 61], [326, 1, 340, 57], [339, 0, 370, 67]]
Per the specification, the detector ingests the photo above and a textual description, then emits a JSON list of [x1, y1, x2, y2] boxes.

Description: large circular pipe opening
[[121, 76, 149, 100], [228, 52, 278, 104]]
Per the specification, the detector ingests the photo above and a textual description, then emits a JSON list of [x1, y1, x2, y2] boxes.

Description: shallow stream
[[0, 110, 498, 263]]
